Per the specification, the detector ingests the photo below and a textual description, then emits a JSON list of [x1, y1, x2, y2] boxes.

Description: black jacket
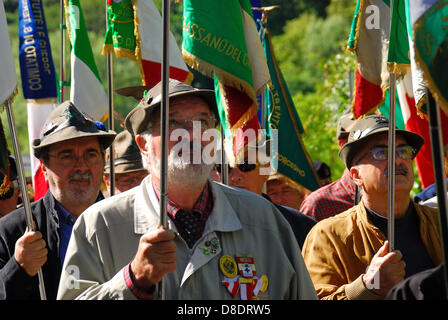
[[262, 194, 317, 249], [0, 191, 103, 300]]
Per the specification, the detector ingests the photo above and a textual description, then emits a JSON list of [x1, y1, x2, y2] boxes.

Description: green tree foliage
[[3, 0, 359, 182], [270, 0, 357, 180]]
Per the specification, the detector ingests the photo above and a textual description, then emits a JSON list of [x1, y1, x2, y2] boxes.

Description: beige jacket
[[57, 176, 317, 300], [302, 200, 442, 300]]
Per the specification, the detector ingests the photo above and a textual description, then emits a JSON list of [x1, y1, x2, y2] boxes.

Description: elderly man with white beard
[[0, 102, 116, 300], [57, 79, 317, 300]]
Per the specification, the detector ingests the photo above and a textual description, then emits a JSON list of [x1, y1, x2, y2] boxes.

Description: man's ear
[[350, 165, 363, 188], [135, 135, 149, 156], [40, 161, 48, 182]]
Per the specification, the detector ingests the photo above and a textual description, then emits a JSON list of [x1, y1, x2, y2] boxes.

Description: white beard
[[146, 134, 213, 189]]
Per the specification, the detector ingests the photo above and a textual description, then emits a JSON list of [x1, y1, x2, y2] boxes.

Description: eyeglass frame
[[48, 149, 105, 167], [356, 144, 417, 164]]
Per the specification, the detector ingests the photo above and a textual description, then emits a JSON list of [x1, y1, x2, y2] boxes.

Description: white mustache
[[68, 172, 92, 181]]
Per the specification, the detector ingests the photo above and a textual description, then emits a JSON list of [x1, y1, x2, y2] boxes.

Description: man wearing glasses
[[302, 114, 442, 300], [0, 102, 116, 299], [57, 79, 317, 300]]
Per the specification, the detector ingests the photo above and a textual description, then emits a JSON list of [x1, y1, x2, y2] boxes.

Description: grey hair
[[138, 130, 152, 172]]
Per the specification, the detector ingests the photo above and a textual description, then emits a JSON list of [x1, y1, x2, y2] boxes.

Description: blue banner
[[18, 0, 57, 99]]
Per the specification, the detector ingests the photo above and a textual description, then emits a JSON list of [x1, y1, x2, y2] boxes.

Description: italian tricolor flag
[[65, 0, 108, 121], [102, 0, 191, 87], [348, 0, 391, 119]]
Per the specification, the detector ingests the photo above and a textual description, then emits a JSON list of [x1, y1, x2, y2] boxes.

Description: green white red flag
[[103, 0, 191, 86], [65, 0, 108, 121], [347, 0, 391, 119], [182, 0, 269, 164]]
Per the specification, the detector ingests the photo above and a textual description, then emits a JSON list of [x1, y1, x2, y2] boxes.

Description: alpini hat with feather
[[32, 101, 117, 158]]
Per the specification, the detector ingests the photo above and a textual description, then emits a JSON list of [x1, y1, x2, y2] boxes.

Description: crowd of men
[[0, 79, 445, 300]]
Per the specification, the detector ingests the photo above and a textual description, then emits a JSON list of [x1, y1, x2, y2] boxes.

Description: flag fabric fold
[[408, 0, 448, 116], [0, 0, 17, 108], [182, 0, 270, 163], [103, 0, 191, 87], [261, 17, 320, 191], [19, 0, 59, 200], [65, 0, 108, 121], [395, 74, 448, 188], [387, 0, 411, 75], [102, 0, 136, 60], [1, 0, 17, 195], [347, 0, 391, 119]]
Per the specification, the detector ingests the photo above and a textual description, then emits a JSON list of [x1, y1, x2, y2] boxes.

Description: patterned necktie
[[175, 210, 202, 248]]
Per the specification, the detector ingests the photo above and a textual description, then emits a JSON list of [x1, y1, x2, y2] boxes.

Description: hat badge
[[353, 130, 362, 140]]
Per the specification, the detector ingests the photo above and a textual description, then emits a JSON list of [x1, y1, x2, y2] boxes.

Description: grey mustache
[[384, 165, 409, 176], [68, 172, 92, 181]]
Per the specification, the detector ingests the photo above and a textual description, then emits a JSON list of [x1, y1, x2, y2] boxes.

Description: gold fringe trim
[[182, 50, 258, 103], [346, 0, 364, 53], [0, 176, 12, 198], [387, 62, 412, 76], [102, 44, 137, 61], [415, 93, 428, 118], [184, 71, 194, 85], [24, 97, 58, 104], [63, 0, 73, 45]]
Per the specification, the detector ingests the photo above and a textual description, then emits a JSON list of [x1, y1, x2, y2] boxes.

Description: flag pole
[[387, 1, 396, 252], [220, 126, 228, 184], [387, 72, 396, 251], [105, 4, 115, 196], [5, 101, 47, 300], [426, 91, 448, 299], [156, 0, 170, 300], [59, 0, 65, 103]]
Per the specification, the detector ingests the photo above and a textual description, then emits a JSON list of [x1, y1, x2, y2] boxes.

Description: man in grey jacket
[[57, 79, 317, 300]]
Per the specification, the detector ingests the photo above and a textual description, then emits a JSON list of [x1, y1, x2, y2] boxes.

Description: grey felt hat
[[104, 130, 146, 174], [124, 79, 218, 136], [32, 101, 117, 158], [338, 114, 424, 168]]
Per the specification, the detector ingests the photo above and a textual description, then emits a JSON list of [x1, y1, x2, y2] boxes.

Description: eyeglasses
[[215, 162, 257, 174], [48, 150, 104, 167], [113, 172, 148, 188], [361, 145, 417, 162], [168, 116, 216, 132]]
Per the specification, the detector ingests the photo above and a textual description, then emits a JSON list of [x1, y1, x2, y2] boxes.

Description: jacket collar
[[133, 176, 242, 235]]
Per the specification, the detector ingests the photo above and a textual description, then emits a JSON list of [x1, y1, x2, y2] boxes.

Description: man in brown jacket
[[302, 114, 442, 300]]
